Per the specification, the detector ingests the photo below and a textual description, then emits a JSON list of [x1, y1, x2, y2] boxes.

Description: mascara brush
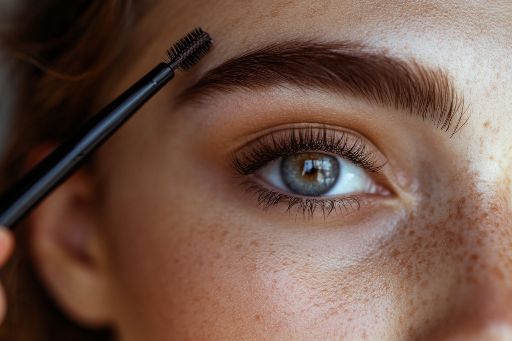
[[0, 27, 213, 229]]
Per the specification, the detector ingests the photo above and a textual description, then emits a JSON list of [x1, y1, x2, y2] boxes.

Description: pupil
[[281, 152, 340, 196]]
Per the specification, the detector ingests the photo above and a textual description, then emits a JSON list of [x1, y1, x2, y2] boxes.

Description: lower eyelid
[[239, 178, 365, 218]]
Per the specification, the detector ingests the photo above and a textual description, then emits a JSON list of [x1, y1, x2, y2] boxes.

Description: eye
[[255, 151, 380, 197], [232, 125, 390, 217]]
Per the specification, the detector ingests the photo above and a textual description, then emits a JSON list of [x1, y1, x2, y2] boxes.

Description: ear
[[26, 145, 113, 327]]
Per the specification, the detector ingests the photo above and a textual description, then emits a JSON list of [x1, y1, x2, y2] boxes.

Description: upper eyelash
[[232, 125, 386, 176]]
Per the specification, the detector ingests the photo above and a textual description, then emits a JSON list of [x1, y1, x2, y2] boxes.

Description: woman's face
[[36, 1, 512, 340]]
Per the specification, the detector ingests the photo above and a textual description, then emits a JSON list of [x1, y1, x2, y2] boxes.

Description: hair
[[0, 1, 150, 339]]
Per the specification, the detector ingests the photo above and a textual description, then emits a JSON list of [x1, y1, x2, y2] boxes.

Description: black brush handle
[[0, 63, 174, 228]]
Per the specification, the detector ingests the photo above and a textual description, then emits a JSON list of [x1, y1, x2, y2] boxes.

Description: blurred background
[[0, 54, 13, 160], [0, 0, 18, 159]]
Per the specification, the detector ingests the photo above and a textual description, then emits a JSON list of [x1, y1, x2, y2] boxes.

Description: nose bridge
[[478, 176, 512, 275], [462, 180, 512, 296]]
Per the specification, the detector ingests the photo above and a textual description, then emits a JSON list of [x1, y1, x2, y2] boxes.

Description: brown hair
[[0, 1, 149, 339]]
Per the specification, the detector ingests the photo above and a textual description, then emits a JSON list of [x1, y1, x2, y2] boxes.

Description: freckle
[[465, 263, 474, 273], [407, 326, 414, 338], [406, 263, 413, 279], [390, 248, 400, 259], [212, 229, 228, 242], [489, 155, 495, 161], [254, 314, 263, 322], [493, 267, 505, 282], [483, 121, 491, 128], [431, 241, 438, 248], [410, 305, 419, 316], [382, 280, 391, 290]]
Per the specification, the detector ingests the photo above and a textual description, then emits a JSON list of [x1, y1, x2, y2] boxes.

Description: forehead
[[154, 0, 511, 41], [142, 0, 512, 74]]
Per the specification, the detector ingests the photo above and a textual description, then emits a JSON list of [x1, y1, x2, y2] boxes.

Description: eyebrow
[[176, 40, 469, 135]]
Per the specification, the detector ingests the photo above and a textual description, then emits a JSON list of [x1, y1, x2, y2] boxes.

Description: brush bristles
[[167, 27, 213, 71]]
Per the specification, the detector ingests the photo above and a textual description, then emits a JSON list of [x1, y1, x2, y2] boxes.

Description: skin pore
[[19, 0, 512, 340]]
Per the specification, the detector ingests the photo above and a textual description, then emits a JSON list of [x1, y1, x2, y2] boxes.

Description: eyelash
[[231, 126, 387, 218]]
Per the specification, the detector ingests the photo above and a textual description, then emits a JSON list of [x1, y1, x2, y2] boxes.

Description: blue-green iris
[[281, 152, 340, 196]]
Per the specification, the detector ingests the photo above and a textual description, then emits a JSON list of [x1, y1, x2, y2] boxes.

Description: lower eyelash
[[241, 179, 362, 219]]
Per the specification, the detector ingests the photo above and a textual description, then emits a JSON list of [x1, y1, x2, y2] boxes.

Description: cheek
[[97, 176, 254, 337], [94, 146, 404, 339]]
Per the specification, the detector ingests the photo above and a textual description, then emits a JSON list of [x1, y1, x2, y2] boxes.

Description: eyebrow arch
[[176, 40, 469, 135]]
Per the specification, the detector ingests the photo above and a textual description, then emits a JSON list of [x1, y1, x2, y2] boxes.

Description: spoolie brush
[[167, 27, 212, 70], [0, 28, 213, 228]]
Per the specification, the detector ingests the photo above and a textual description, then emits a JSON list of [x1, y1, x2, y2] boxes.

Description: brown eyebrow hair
[[176, 40, 469, 135]]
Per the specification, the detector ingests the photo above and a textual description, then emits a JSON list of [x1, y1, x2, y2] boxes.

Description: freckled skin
[[29, 0, 512, 340]]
